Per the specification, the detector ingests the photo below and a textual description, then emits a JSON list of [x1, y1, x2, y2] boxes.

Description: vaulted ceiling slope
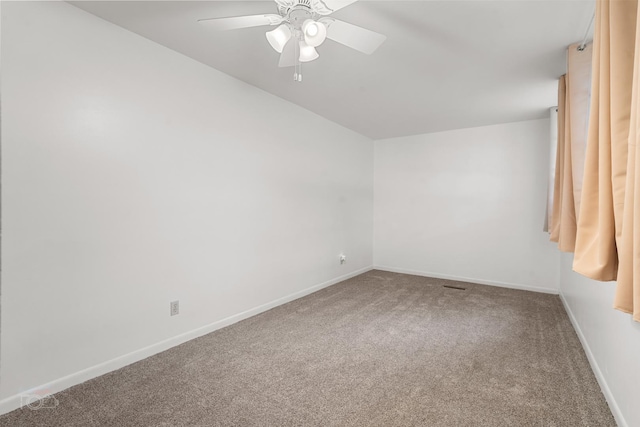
[[69, 0, 594, 140]]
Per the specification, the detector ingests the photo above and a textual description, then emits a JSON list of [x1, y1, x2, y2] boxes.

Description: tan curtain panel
[[550, 44, 593, 251], [615, 1, 640, 321], [550, 76, 576, 250], [573, 0, 637, 281], [545, 107, 559, 233]]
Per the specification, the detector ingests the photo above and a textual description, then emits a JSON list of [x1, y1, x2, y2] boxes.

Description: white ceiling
[[69, 0, 594, 140]]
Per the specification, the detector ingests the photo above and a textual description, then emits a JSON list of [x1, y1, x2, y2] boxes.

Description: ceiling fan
[[198, 0, 387, 81]]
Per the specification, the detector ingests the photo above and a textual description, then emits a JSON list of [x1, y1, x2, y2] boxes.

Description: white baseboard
[[0, 266, 373, 416], [559, 294, 626, 427], [373, 265, 559, 295]]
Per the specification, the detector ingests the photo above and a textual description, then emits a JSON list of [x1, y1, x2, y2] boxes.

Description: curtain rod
[[577, 11, 595, 51]]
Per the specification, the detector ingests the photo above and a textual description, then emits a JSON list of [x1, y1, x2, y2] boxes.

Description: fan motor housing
[[277, 0, 339, 25], [277, 0, 312, 16]]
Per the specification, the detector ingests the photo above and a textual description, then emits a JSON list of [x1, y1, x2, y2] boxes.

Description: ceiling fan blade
[[198, 14, 284, 31], [311, 0, 359, 15], [278, 39, 296, 68], [321, 18, 387, 55]]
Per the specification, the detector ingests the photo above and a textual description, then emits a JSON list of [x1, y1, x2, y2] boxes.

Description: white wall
[[374, 119, 560, 293], [559, 253, 640, 427], [0, 1, 373, 408]]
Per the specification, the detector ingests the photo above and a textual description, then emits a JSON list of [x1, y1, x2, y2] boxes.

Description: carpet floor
[[0, 270, 615, 426]]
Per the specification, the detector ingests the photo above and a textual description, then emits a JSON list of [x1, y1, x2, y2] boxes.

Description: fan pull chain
[[298, 51, 302, 81], [293, 33, 299, 82], [293, 31, 302, 83]]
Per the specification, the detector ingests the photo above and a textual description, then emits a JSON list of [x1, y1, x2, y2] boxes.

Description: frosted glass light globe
[[302, 19, 327, 48]]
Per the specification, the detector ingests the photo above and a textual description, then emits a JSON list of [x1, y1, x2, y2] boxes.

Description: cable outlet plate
[[339, 254, 346, 265], [170, 301, 179, 316]]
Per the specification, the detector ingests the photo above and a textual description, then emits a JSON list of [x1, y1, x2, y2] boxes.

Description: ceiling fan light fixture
[[199, 0, 387, 80], [266, 24, 292, 53], [299, 41, 319, 62], [306, 24, 318, 37], [302, 19, 327, 47]]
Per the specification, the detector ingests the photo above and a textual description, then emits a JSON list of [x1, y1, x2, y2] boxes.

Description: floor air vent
[[443, 285, 466, 291]]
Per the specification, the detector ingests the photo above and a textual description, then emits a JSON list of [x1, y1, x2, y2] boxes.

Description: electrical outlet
[[170, 301, 179, 316], [340, 254, 347, 265]]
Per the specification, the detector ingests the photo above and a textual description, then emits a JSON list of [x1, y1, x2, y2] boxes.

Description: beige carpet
[[0, 271, 615, 426]]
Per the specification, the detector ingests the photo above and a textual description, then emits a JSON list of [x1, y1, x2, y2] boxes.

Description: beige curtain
[[615, 1, 640, 321], [550, 75, 576, 250], [549, 44, 593, 251], [573, 0, 637, 282], [545, 107, 559, 233]]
